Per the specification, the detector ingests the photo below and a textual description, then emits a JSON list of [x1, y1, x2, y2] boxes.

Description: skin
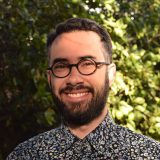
[[47, 31, 116, 139]]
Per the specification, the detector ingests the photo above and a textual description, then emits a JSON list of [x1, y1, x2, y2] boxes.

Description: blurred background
[[0, 0, 160, 159]]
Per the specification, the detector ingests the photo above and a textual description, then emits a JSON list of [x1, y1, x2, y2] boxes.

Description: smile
[[67, 92, 89, 98], [61, 90, 91, 103]]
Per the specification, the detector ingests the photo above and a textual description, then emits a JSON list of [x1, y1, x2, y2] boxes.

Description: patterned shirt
[[7, 113, 160, 160]]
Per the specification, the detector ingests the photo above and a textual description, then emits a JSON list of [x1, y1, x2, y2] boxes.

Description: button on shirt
[[7, 114, 160, 159]]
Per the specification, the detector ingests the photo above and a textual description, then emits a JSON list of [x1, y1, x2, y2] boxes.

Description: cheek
[[87, 71, 106, 88], [96, 69, 106, 83], [50, 78, 63, 96]]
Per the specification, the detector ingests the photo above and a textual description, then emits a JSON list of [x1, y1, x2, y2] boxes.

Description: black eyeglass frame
[[47, 59, 110, 78]]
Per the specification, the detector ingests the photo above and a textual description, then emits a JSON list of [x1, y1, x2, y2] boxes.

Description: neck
[[68, 106, 108, 139]]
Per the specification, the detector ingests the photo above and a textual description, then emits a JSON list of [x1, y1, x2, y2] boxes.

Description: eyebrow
[[78, 55, 96, 60], [52, 55, 96, 64]]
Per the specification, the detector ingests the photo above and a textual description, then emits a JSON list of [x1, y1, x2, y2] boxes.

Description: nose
[[66, 66, 83, 85]]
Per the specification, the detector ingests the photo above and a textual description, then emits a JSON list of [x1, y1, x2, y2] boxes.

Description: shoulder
[[116, 124, 160, 146], [114, 124, 160, 158], [6, 127, 62, 159]]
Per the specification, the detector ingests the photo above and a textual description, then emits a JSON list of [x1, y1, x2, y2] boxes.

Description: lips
[[60, 85, 93, 103], [60, 84, 94, 94], [60, 89, 91, 104], [64, 88, 90, 98], [62, 93, 90, 106], [67, 92, 89, 98]]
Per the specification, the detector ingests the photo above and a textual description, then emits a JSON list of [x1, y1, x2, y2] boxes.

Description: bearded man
[[7, 18, 160, 159]]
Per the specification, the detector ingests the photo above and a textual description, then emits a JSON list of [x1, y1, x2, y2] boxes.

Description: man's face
[[48, 31, 114, 126]]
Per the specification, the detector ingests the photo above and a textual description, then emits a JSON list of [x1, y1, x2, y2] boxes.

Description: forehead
[[49, 31, 105, 64]]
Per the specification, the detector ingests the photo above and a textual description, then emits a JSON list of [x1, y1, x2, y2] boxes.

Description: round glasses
[[47, 59, 110, 78]]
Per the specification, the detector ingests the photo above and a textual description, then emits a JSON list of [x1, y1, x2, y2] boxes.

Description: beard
[[50, 76, 109, 126]]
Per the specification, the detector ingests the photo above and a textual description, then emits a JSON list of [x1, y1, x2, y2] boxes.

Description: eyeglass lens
[[52, 59, 96, 78]]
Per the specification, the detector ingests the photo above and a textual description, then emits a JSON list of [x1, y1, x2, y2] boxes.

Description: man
[[7, 18, 160, 159]]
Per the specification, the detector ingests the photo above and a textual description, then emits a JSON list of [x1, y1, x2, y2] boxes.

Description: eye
[[53, 63, 69, 70], [80, 60, 95, 67]]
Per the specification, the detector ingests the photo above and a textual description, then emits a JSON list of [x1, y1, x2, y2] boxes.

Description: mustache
[[60, 84, 94, 94]]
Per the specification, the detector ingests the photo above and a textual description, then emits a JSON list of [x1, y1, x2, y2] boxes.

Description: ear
[[107, 63, 116, 87], [47, 70, 52, 88]]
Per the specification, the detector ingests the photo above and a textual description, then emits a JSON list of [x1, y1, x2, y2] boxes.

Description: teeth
[[67, 92, 88, 98]]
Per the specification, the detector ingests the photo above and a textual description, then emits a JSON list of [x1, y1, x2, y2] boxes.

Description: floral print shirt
[[7, 113, 160, 160]]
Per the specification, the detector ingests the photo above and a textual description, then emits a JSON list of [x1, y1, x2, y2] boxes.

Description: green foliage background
[[0, 0, 160, 159]]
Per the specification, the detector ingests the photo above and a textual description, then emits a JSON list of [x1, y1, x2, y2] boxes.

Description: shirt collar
[[57, 124, 78, 153], [57, 112, 117, 154], [86, 112, 117, 153]]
